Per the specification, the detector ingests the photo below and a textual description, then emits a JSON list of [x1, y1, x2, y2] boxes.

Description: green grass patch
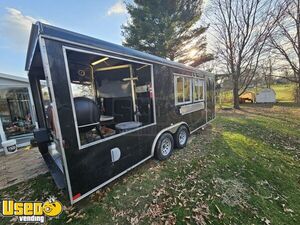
[[271, 84, 296, 102]]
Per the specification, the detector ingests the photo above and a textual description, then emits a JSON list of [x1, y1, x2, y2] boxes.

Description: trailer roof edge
[[25, 23, 40, 71], [25, 22, 214, 77]]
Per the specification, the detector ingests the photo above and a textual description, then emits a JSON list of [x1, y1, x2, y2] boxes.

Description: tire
[[174, 126, 189, 149], [155, 133, 174, 160]]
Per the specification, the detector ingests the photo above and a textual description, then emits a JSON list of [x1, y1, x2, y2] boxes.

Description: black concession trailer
[[25, 22, 216, 204]]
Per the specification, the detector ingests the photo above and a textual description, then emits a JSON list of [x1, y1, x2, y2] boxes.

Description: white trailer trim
[[39, 37, 75, 204]]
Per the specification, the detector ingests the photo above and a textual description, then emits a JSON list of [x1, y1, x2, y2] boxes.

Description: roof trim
[[25, 22, 214, 77], [39, 22, 194, 69], [25, 23, 40, 71], [42, 34, 203, 74], [0, 73, 29, 83]]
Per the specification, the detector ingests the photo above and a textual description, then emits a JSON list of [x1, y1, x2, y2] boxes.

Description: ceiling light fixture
[[91, 57, 109, 66]]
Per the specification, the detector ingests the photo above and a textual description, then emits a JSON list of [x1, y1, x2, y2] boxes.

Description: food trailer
[[25, 22, 215, 204]]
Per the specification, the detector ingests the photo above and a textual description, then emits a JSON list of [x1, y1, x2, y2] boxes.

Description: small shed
[[239, 91, 256, 103], [256, 88, 276, 103]]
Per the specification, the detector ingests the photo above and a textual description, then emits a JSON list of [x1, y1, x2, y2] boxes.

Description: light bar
[[123, 77, 138, 81], [95, 64, 130, 72], [91, 57, 109, 66]]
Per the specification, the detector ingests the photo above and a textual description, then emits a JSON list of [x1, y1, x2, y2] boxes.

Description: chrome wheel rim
[[161, 138, 172, 156], [179, 130, 187, 145]]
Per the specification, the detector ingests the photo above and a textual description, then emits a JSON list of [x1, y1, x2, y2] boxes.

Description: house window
[[175, 75, 192, 105], [0, 87, 35, 138], [193, 79, 204, 102]]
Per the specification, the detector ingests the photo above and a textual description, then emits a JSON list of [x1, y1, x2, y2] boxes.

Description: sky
[[0, 0, 129, 77]]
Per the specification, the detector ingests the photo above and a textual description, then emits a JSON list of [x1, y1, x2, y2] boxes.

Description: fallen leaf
[[261, 217, 271, 225]]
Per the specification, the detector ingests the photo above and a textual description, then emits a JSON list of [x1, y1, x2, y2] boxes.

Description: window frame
[[193, 78, 205, 102], [174, 74, 193, 106], [63, 46, 157, 150]]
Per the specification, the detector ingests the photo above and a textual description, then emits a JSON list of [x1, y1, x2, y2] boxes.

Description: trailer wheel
[[174, 126, 189, 149], [155, 133, 174, 160]]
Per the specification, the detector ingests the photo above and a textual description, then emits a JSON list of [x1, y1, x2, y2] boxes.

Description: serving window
[[64, 48, 155, 148], [174, 74, 206, 112], [174, 75, 192, 105], [193, 79, 204, 102]]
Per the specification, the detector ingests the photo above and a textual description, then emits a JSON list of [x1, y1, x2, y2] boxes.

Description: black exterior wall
[[207, 77, 216, 121], [26, 22, 215, 204]]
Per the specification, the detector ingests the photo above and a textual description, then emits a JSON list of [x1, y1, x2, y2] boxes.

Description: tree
[[208, 0, 283, 109], [269, 0, 300, 102], [260, 56, 274, 88], [122, 0, 212, 66]]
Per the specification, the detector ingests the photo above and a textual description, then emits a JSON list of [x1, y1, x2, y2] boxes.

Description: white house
[[256, 88, 276, 103], [0, 73, 37, 149]]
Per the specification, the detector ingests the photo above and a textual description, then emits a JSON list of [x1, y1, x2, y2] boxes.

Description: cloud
[[0, 8, 50, 51], [107, 1, 127, 16]]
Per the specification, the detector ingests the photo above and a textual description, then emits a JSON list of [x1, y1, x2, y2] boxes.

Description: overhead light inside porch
[[91, 57, 109, 66]]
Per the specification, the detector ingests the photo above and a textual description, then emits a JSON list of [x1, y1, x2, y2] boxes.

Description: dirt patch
[[213, 178, 249, 208]]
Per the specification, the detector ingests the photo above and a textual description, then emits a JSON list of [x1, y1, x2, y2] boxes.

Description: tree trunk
[[233, 77, 240, 109], [296, 78, 300, 103]]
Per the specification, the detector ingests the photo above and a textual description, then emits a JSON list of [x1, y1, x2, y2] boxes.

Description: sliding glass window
[[174, 75, 192, 105], [193, 79, 204, 102]]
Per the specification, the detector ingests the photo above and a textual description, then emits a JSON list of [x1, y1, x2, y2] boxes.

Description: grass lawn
[[271, 84, 296, 102], [1, 103, 299, 225]]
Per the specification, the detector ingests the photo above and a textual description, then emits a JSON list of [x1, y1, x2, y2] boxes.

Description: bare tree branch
[[207, 0, 283, 108], [269, 0, 300, 101]]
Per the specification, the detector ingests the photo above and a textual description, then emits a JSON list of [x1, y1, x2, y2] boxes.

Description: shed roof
[[25, 22, 213, 77]]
